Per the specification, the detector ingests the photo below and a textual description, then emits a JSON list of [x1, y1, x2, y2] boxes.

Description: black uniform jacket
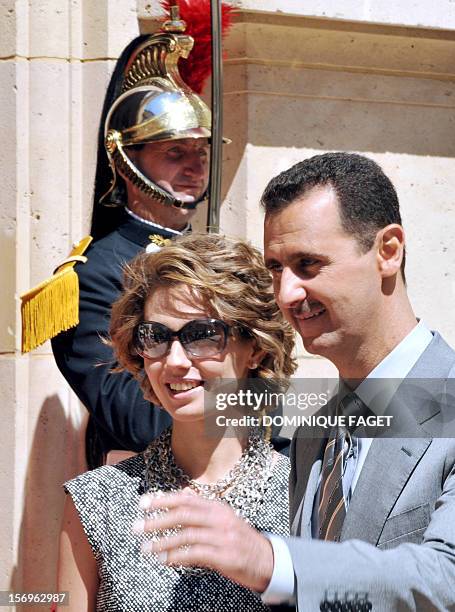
[[52, 211, 172, 453]]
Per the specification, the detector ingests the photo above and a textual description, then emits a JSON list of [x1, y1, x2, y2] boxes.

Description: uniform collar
[[116, 208, 188, 248]]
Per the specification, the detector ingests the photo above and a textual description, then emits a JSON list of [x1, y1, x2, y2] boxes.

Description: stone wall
[[1, 1, 454, 608], [1, 1, 139, 608]]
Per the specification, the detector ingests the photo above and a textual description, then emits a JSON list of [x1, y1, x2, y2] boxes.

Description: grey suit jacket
[[288, 332, 455, 611]]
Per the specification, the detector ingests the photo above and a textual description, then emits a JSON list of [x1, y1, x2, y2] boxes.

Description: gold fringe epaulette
[[20, 236, 93, 353]]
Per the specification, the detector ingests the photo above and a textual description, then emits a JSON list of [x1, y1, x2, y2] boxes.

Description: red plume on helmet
[[160, 0, 234, 93]]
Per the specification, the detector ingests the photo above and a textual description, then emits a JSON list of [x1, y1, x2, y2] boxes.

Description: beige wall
[[1, 1, 455, 608], [1, 1, 140, 608], [219, 9, 455, 375]]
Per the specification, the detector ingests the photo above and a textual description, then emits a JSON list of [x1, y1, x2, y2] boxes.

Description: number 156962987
[[0, 592, 68, 606]]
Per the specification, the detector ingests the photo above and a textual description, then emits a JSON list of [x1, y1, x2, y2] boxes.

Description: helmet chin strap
[[105, 129, 207, 211]]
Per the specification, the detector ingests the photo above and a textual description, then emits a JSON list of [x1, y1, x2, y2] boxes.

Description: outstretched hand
[[135, 491, 274, 593]]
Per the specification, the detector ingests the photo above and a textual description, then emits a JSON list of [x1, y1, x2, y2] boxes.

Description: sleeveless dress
[[65, 431, 291, 612]]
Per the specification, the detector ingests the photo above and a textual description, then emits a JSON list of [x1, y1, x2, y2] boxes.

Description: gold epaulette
[[20, 236, 93, 353]]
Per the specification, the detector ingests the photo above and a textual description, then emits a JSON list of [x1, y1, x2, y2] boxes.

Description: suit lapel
[[340, 436, 432, 543], [342, 331, 455, 543], [291, 436, 325, 538], [291, 457, 322, 538]]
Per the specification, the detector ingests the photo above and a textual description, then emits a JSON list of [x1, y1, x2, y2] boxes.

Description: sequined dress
[[65, 430, 290, 612]]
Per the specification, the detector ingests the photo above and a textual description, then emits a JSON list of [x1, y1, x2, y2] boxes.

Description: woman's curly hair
[[109, 233, 297, 403]]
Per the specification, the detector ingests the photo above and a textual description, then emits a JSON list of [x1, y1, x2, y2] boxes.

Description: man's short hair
[[261, 152, 406, 276]]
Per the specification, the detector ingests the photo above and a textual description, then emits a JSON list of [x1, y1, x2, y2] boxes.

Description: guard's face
[[264, 186, 382, 368], [129, 138, 210, 204], [142, 285, 258, 423]]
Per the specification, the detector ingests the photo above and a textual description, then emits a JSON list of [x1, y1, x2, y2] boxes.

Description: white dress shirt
[[262, 321, 434, 604]]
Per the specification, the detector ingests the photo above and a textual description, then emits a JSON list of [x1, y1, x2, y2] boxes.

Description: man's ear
[[376, 224, 405, 278]]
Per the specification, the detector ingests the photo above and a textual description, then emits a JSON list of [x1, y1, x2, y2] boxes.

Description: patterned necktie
[[317, 393, 357, 541]]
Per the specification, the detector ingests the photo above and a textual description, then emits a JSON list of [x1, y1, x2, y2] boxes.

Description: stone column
[[0, 1, 138, 607]]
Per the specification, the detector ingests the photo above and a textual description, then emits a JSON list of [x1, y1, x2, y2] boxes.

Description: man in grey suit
[[139, 153, 455, 611]]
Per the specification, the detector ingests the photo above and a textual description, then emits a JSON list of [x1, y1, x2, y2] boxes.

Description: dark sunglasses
[[135, 318, 238, 359]]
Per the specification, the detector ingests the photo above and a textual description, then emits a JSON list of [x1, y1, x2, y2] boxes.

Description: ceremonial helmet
[[103, 6, 213, 210]]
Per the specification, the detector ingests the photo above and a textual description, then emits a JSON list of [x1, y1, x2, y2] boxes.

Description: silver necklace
[[143, 428, 273, 514], [141, 428, 274, 575]]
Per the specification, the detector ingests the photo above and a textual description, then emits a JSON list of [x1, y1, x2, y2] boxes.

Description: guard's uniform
[[51, 211, 173, 454], [21, 23, 221, 464]]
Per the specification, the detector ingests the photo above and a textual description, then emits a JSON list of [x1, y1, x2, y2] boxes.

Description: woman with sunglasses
[[57, 233, 296, 612]]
